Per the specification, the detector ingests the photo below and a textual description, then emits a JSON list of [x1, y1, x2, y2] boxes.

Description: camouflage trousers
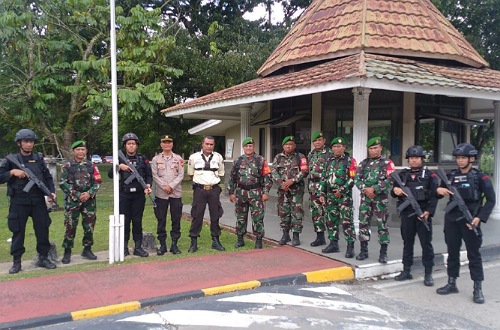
[[358, 196, 390, 244], [62, 198, 97, 248], [234, 188, 265, 236], [325, 196, 356, 242], [277, 189, 304, 233], [309, 193, 326, 232]]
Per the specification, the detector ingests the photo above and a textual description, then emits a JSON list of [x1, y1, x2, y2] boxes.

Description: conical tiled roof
[[257, 0, 488, 77]]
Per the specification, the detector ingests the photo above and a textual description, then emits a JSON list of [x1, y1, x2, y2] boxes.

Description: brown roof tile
[[257, 0, 488, 77]]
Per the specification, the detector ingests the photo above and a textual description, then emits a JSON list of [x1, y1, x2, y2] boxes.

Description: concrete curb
[[0, 266, 355, 330]]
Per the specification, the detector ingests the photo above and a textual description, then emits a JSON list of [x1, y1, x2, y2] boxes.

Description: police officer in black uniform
[[0, 129, 57, 274], [108, 133, 152, 257], [391, 145, 438, 286], [436, 143, 495, 304]]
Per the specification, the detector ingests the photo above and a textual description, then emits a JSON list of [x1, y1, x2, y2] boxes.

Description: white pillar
[[240, 104, 252, 155], [311, 93, 322, 147], [352, 87, 371, 226], [490, 100, 500, 220]]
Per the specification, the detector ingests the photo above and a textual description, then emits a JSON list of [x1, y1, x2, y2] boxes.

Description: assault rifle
[[436, 168, 479, 236], [118, 151, 157, 207], [6, 154, 59, 207], [390, 172, 430, 231]]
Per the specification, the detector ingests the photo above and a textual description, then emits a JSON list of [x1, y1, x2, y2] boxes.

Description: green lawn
[[0, 164, 257, 279]]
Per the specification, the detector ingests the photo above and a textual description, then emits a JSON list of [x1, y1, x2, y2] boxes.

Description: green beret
[[71, 140, 86, 150], [311, 131, 324, 141], [242, 137, 254, 146], [331, 137, 346, 146], [282, 135, 295, 146], [366, 136, 382, 148]]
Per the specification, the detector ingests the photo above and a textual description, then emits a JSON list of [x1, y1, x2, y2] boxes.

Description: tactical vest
[[66, 160, 95, 191], [194, 153, 219, 171], [401, 167, 431, 201], [120, 154, 147, 192], [8, 153, 45, 197], [233, 154, 263, 182], [450, 168, 481, 202]]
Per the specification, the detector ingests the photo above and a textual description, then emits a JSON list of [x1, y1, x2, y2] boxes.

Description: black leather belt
[[193, 183, 217, 190], [238, 183, 260, 190]]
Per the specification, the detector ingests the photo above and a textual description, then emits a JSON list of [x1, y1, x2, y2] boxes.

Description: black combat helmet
[[122, 132, 139, 145], [14, 129, 38, 142], [452, 143, 478, 157], [406, 145, 426, 159]]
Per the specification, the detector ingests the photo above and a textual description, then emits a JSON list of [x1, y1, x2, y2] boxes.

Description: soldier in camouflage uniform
[[354, 137, 395, 263], [271, 135, 308, 246], [320, 137, 357, 257], [59, 141, 102, 264], [228, 137, 273, 249], [307, 131, 331, 247]]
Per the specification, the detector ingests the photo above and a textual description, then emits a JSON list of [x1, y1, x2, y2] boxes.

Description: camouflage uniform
[[321, 154, 357, 243], [354, 156, 395, 244], [60, 159, 101, 248], [307, 147, 331, 233], [271, 152, 308, 234], [227, 154, 272, 236]]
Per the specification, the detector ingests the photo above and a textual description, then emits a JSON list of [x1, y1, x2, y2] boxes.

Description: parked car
[[104, 155, 113, 164], [91, 154, 103, 164]]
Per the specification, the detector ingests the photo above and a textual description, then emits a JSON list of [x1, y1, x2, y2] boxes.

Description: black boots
[[395, 266, 413, 281], [81, 246, 97, 260], [356, 241, 369, 260], [378, 244, 388, 263], [37, 255, 57, 269], [322, 240, 339, 253], [437, 277, 459, 295], [157, 239, 168, 255], [291, 232, 301, 246], [124, 246, 130, 256], [255, 235, 263, 249], [234, 234, 245, 248], [9, 256, 22, 274], [211, 236, 226, 251], [473, 281, 485, 304], [310, 232, 326, 247], [424, 267, 434, 286], [345, 242, 355, 258], [170, 238, 181, 254], [62, 248, 72, 264], [188, 237, 198, 253], [279, 230, 291, 245], [133, 240, 149, 257]]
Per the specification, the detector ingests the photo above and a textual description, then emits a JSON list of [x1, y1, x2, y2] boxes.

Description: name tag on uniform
[[130, 187, 137, 192]]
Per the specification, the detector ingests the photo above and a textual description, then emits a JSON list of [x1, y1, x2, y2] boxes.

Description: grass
[[0, 164, 261, 281]]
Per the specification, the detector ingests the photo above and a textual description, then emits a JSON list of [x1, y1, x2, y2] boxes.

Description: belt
[[193, 183, 217, 190], [309, 177, 321, 182], [238, 183, 260, 190]]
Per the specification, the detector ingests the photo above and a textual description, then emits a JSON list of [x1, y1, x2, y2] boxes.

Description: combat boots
[[395, 266, 413, 281], [255, 235, 263, 249], [62, 248, 72, 264], [473, 281, 485, 304], [234, 234, 245, 248], [157, 239, 168, 255], [291, 232, 301, 246], [424, 267, 434, 286], [124, 246, 130, 257], [133, 240, 149, 257], [356, 241, 369, 260], [437, 277, 459, 295], [345, 242, 355, 258], [378, 244, 388, 263], [170, 238, 181, 254], [37, 255, 57, 269], [81, 246, 97, 260], [9, 256, 22, 274], [211, 236, 226, 251], [279, 230, 291, 245], [188, 237, 198, 253], [322, 240, 339, 253], [310, 232, 326, 247]]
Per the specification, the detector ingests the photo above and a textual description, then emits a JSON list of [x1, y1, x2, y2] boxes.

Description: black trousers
[[444, 213, 483, 281], [400, 213, 434, 268], [8, 200, 51, 258], [189, 185, 223, 238], [154, 197, 182, 241], [119, 192, 146, 243]]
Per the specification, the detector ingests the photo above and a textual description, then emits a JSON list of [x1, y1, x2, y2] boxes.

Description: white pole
[[119, 214, 125, 261], [109, 0, 121, 264], [109, 215, 115, 264]]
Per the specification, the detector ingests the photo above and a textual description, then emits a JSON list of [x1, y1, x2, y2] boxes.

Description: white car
[[91, 154, 102, 164]]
